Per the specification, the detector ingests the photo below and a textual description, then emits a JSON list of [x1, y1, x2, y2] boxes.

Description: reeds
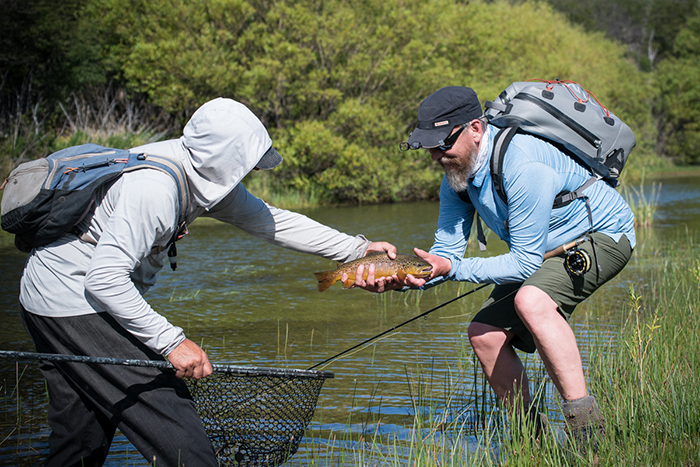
[[54, 85, 175, 149], [244, 172, 322, 210], [621, 172, 662, 228], [0, 363, 47, 467], [0, 84, 178, 179], [587, 233, 700, 465], [294, 230, 700, 466]]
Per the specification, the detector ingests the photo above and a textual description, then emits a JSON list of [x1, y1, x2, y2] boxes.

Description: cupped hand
[[343, 263, 403, 293], [365, 241, 397, 259], [410, 248, 452, 285], [167, 338, 213, 379]]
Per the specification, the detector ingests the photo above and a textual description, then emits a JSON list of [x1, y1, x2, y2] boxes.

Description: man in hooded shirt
[[18, 97, 396, 467]]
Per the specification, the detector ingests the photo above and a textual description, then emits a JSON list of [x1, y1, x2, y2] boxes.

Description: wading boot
[[562, 396, 605, 458], [510, 404, 550, 446], [527, 406, 550, 441]]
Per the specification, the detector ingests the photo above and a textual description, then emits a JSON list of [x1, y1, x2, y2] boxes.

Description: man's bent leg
[[513, 285, 587, 401], [41, 358, 115, 467], [467, 322, 530, 408]]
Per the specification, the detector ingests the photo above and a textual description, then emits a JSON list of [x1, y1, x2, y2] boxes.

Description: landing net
[[186, 365, 334, 467]]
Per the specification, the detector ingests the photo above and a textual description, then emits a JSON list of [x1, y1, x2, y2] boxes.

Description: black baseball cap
[[405, 86, 483, 149], [256, 146, 283, 170]]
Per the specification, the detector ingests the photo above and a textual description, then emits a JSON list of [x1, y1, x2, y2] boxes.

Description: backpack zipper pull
[[168, 243, 177, 271]]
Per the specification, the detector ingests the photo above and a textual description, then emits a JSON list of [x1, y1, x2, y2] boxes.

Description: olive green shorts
[[471, 232, 633, 353]]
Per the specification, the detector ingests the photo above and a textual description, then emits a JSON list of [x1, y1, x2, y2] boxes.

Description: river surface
[[0, 174, 698, 466]]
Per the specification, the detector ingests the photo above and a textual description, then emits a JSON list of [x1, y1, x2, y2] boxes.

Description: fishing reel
[[564, 247, 591, 277]]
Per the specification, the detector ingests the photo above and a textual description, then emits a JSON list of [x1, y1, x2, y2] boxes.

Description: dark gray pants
[[21, 308, 217, 467]]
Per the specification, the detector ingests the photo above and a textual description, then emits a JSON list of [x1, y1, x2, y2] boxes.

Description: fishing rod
[[308, 283, 490, 370], [1, 283, 491, 373]]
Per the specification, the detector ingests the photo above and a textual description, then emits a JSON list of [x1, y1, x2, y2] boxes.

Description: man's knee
[[514, 285, 558, 326], [468, 321, 508, 353]]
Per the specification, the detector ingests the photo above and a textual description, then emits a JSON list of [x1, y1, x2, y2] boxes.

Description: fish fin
[[397, 270, 407, 280], [314, 271, 338, 292], [342, 279, 354, 289]]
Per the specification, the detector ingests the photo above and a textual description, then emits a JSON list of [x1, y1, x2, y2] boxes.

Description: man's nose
[[429, 148, 443, 161]]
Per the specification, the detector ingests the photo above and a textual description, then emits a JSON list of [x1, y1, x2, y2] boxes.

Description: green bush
[[655, 8, 700, 164], [2, 0, 665, 202], [89, 0, 657, 202]]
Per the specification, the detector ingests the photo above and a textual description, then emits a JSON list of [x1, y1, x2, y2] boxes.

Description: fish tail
[[314, 271, 338, 292]]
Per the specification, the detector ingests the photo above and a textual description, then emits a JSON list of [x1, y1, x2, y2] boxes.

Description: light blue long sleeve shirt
[[429, 124, 636, 285]]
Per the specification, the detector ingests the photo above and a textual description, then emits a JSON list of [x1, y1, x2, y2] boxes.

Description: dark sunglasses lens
[[437, 125, 465, 151]]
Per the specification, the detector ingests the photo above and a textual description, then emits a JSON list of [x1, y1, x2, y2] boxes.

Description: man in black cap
[[355, 86, 636, 451]]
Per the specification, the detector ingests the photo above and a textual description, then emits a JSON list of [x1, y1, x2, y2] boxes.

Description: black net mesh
[[185, 367, 333, 467]]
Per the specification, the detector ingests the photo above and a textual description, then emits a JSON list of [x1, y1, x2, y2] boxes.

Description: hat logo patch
[[433, 120, 449, 127]]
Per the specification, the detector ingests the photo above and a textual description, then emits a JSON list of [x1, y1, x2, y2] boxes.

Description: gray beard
[[445, 164, 470, 192], [442, 144, 478, 192]]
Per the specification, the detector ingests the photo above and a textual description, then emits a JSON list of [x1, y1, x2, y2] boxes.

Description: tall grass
[[588, 236, 700, 465], [295, 232, 700, 466], [53, 86, 176, 150], [244, 171, 322, 210], [621, 173, 662, 228], [0, 85, 179, 179]]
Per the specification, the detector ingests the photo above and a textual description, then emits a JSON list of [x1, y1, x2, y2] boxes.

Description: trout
[[313, 252, 433, 292]]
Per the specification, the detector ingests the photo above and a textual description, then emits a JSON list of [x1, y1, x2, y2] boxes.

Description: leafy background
[[2, 0, 699, 204]]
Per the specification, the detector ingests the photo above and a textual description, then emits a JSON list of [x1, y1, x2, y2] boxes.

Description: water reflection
[[0, 174, 697, 466]]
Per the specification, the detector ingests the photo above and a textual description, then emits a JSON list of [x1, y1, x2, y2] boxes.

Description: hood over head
[[179, 97, 281, 209]]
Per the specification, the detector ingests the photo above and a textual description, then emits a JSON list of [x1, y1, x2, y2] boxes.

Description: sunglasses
[[399, 123, 467, 152], [436, 124, 467, 151]]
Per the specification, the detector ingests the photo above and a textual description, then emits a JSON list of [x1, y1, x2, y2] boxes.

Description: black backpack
[[1, 143, 189, 269]]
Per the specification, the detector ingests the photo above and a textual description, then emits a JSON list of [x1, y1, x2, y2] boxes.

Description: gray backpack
[[1, 144, 189, 269], [460, 79, 637, 253], [484, 79, 636, 205]]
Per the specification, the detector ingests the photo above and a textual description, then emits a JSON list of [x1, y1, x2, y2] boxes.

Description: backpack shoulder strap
[[552, 175, 599, 208], [124, 153, 190, 270], [455, 189, 487, 251], [490, 125, 518, 205], [124, 153, 190, 237]]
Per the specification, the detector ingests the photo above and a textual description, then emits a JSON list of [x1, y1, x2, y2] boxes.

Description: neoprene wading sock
[[562, 395, 605, 453], [510, 402, 549, 444], [526, 404, 550, 441]]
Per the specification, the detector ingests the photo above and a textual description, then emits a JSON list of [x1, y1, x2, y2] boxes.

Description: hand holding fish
[[353, 241, 399, 293], [314, 249, 432, 293], [354, 248, 452, 291], [364, 241, 398, 259], [346, 262, 400, 293], [399, 248, 452, 288]]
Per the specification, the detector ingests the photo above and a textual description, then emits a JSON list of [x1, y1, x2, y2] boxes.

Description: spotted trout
[[313, 252, 433, 292]]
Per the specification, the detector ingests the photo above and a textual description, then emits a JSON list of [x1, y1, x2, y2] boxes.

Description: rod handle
[[543, 237, 588, 261]]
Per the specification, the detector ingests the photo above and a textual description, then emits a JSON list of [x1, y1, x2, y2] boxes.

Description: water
[[1, 174, 698, 466]]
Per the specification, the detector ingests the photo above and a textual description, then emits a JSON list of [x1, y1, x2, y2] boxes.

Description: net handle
[[0, 350, 333, 380]]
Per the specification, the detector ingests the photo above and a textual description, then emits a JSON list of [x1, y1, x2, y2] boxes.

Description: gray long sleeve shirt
[[20, 170, 369, 355], [19, 99, 370, 356]]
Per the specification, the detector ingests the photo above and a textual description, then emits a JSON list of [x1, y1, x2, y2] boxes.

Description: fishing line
[[308, 283, 490, 370]]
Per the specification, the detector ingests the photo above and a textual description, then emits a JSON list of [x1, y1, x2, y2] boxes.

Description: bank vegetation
[[2, 0, 699, 205]]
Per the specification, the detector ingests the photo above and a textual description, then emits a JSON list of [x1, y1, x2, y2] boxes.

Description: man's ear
[[469, 119, 485, 145]]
